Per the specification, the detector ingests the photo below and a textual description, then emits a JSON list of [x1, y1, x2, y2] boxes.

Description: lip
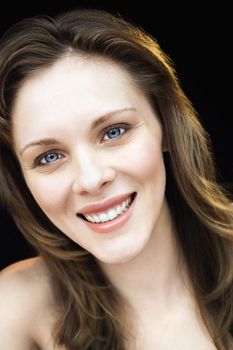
[[78, 191, 135, 215], [77, 193, 137, 233]]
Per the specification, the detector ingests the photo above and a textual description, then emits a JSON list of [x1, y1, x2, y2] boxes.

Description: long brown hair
[[0, 9, 233, 350]]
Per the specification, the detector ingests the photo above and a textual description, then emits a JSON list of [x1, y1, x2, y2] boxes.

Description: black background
[[0, 1, 232, 270]]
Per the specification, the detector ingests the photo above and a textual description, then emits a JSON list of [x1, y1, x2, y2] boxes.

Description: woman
[[0, 8, 232, 350]]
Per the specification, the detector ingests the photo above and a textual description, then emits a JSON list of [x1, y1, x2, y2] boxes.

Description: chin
[[95, 241, 146, 265]]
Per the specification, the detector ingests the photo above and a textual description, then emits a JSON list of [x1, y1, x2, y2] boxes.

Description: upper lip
[[78, 192, 135, 215]]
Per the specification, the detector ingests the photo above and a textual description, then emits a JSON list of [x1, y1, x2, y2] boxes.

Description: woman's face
[[12, 55, 169, 264]]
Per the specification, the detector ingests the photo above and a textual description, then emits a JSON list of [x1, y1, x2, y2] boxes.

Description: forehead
[[12, 55, 139, 115], [12, 55, 160, 148]]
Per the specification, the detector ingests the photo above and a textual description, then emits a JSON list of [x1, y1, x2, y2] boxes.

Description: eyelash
[[102, 123, 131, 142], [33, 123, 131, 168]]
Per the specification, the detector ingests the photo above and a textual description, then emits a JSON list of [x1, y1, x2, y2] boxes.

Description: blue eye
[[33, 124, 131, 168], [34, 151, 63, 167], [41, 152, 59, 164], [103, 124, 130, 141]]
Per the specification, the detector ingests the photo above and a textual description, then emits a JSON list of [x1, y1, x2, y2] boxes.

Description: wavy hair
[[0, 9, 233, 350]]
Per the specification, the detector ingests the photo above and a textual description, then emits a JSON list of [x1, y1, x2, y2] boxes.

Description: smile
[[82, 193, 135, 223], [77, 192, 137, 234]]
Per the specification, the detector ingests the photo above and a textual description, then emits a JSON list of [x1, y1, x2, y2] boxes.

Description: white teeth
[[85, 214, 95, 223], [116, 205, 122, 215], [99, 213, 109, 222], [83, 194, 134, 223], [108, 209, 118, 220], [93, 215, 101, 223], [122, 201, 127, 211]]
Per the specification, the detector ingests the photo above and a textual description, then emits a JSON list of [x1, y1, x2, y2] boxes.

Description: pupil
[[108, 128, 120, 138], [46, 153, 57, 162]]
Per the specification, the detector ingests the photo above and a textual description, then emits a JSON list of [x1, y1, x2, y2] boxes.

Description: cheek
[[24, 174, 68, 214], [118, 134, 164, 182]]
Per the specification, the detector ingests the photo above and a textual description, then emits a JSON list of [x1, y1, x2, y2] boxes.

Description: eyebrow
[[19, 107, 136, 156]]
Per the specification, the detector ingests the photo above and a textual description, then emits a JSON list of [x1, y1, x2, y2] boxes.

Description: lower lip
[[78, 194, 137, 234]]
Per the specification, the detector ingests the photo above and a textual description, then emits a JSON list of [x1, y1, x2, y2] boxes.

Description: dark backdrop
[[1, 1, 232, 270]]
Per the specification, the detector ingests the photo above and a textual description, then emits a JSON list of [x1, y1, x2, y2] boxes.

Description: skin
[[0, 56, 217, 349], [12, 55, 167, 265]]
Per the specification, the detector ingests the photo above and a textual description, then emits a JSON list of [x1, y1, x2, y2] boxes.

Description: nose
[[71, 148, 116, 195]]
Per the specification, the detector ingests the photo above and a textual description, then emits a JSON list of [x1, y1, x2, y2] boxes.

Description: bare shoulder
[[0, 257, 56, 349], [0, 256, 52, 301], [1, 256, 50, 283]]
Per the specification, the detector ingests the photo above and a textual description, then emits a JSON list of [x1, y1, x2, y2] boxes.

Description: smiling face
[[12, 55, 170, 264]]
